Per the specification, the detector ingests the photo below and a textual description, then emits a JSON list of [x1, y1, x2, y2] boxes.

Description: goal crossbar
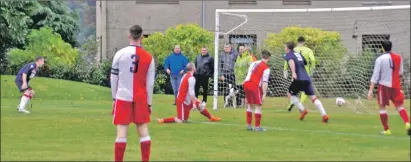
[[212, 5, 410, 110]]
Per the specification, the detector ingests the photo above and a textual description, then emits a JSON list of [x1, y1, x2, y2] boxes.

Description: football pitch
[[1, 75, 410, 161]]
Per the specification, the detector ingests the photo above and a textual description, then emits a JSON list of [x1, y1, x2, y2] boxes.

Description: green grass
[[1, 75, 410, 161]]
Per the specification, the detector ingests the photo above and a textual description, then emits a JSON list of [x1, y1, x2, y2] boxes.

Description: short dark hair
[[261, 50, 271, 59], [286, 42, 295, 50], [381, 40, 392, 52], [297, 36, 305, 43], [35, 56, 44, 61], [129, 25, 143, 40]]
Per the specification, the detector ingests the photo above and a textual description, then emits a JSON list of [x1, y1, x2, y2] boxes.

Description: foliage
[[81, 35, 99, 63], [7, 27, 79, 72], [143, 24, 214, 64], [66, 0, 96, 44], [0, 1, 80, 74]]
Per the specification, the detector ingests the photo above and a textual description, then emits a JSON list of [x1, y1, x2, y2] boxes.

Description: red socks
[[115, 137, 151, 162], [200, 109, 212, 119], [140, 137, 151, 162], [114, 142, 126, 162], [379, 112, 389, 131], [163, 117, 175, 123], [246, 111, 252, 125], [398, 108, 410, 123], [254, 113, 262, 127]]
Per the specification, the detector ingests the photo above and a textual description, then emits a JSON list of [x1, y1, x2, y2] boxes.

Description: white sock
[[313, 99, 327, 116], [140, 136, 151, 142], [291, 96, 305, 112], [115, 137, 127, 143], [19, 95, 30, 109]]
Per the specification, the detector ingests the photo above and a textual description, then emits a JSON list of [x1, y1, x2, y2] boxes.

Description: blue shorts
[[15, 80, 31, 92], [288, 80, 314, 96]]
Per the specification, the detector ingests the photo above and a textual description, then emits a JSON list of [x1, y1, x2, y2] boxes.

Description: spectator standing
[[234, 45, 255, 107], [194, 46, 214, 103], [219, 44, 239, 107], [164, 45, 189, 105]]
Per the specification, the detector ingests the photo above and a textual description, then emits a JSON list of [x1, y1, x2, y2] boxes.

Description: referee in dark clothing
[[194, 46, 214, 103]]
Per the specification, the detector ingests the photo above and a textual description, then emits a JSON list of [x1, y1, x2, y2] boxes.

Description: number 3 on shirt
[[130, 54, 140, 73]]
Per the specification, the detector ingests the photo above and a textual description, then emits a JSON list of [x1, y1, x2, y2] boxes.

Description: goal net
[[212, 5, 410, 112]]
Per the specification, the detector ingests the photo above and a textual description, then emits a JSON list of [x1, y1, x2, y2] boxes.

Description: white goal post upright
[[212, 5, 410, 110]]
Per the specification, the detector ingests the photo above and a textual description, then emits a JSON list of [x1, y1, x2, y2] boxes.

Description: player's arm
[[21, 65, 32, 88], [288, 59, 297, 80], [400, 57, 404, 76], [188, 77, 197, 108], [262, 69, 270, 99], [368, 58, 381, 99], [146, 59, 156, 111], [110, 53, 121, 101], [283, 61, 289, 78]]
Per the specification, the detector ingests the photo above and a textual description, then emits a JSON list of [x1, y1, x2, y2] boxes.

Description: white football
[[336, 97, 346, 106]]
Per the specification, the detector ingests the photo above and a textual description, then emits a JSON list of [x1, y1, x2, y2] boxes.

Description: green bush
[[8, 27, 79, 70], [143, 24, 214, 65]]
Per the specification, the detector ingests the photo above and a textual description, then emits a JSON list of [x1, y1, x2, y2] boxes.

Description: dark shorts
[[15, 80, 31, 92], [288, 80, 314, 96]]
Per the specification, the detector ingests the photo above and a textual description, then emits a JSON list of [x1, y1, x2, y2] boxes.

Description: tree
[[7, 27, 79, 74], [31, 0, 79, 47], [0, 1, 80, 74], [0, 1, 37, 73]]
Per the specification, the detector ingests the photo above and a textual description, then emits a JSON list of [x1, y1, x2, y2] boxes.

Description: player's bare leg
[[114, 125, 128, 162], [253, 104, 265, 131], [246, 102, 253, 130], [310, 95, 328, 123], [395, 105, 410, 135], [286, 92, 295, 112], [136, 123, 151, 162], [289, 93, 308, 120], [378, 107, 391, 135], [18, 89, 33, 114]]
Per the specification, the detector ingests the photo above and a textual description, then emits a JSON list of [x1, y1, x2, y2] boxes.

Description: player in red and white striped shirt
[[157, 62, 221, 124], [368, 40, 410, 135], [243, 50, 271, 131], [110, 25, 155, 161]]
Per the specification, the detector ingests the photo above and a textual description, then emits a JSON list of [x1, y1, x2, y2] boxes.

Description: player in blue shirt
[[15, 56, 45, 114], [283, 42, 329, 123]]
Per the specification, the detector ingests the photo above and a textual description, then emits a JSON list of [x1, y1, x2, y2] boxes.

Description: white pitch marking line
[[200, 121, 410, 140]]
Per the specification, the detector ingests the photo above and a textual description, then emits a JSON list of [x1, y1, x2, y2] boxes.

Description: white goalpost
[[213, 5, 410, 110]]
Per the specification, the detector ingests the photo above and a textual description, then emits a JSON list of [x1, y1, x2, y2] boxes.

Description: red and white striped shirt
[[110, 45, 155, 105], [244, 60, 270, 87], [371, 52, 403, 88], [177, 72, 196, 104]]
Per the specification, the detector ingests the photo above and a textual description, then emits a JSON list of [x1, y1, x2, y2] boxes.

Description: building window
[[229, 34, 257, 52], [228, 0, 257, 5], [135, 0, 179, 4], [362, 34, 390, 53], [282, 0, 311, 5], [361, 1, 392, 6]]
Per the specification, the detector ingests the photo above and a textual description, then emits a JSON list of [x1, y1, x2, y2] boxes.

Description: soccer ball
[[336, 97, 346, 106]]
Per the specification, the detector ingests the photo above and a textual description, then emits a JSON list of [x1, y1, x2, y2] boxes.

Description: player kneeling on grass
[[15, 56, 45, 114], [367, 40, 410, 136], [244, 50, 271, 131], [157, 62, 221, 124], [111, 25, 154, 162], [283, 42, 329, 123]]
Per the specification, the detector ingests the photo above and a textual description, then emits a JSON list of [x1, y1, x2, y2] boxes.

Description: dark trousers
[[194, 75, 210, 103], [221, 73, 241, 106]]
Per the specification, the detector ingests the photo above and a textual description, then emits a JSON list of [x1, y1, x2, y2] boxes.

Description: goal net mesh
[[215, 7, 410, 112]]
